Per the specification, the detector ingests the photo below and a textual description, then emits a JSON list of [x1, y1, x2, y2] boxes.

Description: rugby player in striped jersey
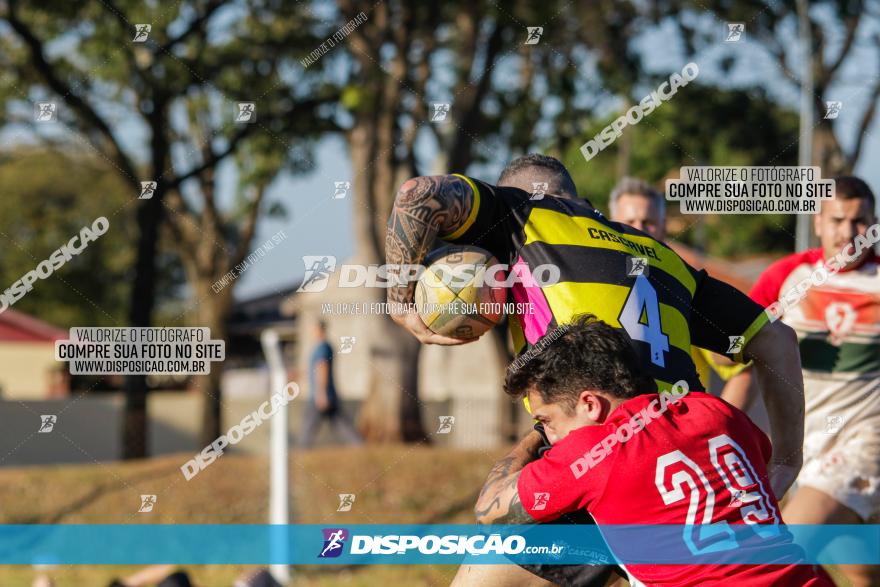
[[385, 154, 805, 586]]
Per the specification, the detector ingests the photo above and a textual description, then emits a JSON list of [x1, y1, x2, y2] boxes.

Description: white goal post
[[260, 327, 294, 585]]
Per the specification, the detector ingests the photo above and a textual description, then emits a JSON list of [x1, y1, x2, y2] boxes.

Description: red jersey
[[517, 392, 831, 586]]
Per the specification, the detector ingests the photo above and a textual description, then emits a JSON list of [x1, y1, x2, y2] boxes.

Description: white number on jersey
[[619, 275, 670, 367], [655, 435, 779, 555]]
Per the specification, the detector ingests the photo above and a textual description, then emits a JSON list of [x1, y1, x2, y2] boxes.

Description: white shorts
[[795, 373, 880, 521]]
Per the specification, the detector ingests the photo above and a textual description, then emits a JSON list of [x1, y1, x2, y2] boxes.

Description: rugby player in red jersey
[[475, 314, 832, 587]]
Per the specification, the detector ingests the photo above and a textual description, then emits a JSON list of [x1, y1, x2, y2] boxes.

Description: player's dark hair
[[833, 176, 876, 211], [504, 314, 657, 412], [498, 153, 578, 198]]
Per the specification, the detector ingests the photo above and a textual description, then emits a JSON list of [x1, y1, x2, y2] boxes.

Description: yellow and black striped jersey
[[443, 175, 768, 393]]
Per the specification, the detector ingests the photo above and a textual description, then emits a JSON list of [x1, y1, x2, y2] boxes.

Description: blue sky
[[234, 136, 354, 299]]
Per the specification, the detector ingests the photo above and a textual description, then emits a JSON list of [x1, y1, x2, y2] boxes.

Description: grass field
[[0, 445, 849, 587], [0, 445, 505, 587]]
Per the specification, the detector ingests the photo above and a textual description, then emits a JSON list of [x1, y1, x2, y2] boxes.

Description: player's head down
[[497, 153, 578, 199], [504, 314, 657, 443]]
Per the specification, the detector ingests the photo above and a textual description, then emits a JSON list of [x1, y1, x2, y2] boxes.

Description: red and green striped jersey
[[442, 176, 768, 392], [750, 248, 880, 377]]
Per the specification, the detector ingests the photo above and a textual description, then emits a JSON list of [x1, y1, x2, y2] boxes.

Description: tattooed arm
[[385, 175, 477, 345], [474, 430, 545, 525]]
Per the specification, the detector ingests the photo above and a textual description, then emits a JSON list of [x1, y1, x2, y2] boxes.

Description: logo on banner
[[319, 528, 349, 558]]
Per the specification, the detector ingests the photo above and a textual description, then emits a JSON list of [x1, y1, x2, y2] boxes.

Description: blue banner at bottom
[[0, 524, 877, 565]]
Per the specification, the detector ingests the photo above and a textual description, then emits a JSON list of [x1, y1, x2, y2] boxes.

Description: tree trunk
[[122, 192, 165, 459], [198, 360, 225, 447], [122, 99, 170, 460], [399, 336, 426, 442], [122, 377, 148, 459], [195, 284, 233, 446], [813, 121, 849, 176], [348, 120, 429, 443], [490, 323, 517, 442], [357, 314, 424, 442]]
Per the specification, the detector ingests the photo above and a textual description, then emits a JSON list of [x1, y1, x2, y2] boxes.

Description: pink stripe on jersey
[[510, 256, 553, 344]]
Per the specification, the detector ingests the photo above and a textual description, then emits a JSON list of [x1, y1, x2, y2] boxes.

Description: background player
[[728, 177, 880, 587], [607, 176, 752, 401], [608, 176, 666, 237], [475, 314, 832, 587], [385, 155, 807, 586]]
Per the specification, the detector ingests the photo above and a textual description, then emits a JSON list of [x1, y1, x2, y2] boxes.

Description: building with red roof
[[0, 309, 69, 399]]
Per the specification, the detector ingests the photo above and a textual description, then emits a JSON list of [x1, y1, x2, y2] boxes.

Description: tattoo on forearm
[[475, 450, 536, 525], [502, 489, 534, 524], [477, 455, 517, 504], [385, 176, 474, 303]]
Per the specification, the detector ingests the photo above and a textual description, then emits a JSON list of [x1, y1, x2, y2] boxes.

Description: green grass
[[0, 444, 505, 587]]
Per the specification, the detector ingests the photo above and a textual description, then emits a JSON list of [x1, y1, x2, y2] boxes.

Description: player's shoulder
[[678, 391, 765, 438], [582, 208, 642, 234], [594, 211, 684, 257], [455, 174, 531, 204], [763, 248, 823, 281], [620, 390, 743, 430], [678, 390, 736, 416], [751, 248, 822, 301], [462, 175, 607, 220]]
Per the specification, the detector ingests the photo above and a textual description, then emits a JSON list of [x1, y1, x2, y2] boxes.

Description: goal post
[[260, 327, 293, 585]]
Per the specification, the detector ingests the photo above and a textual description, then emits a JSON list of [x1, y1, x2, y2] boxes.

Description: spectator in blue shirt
[[299, 320, 362, 448]]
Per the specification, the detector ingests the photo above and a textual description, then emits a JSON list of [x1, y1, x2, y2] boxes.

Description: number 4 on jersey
[[619, 275, 670, 367]]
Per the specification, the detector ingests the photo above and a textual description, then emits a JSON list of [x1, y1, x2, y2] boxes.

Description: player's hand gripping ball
[[415, 245, 507, 339]]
